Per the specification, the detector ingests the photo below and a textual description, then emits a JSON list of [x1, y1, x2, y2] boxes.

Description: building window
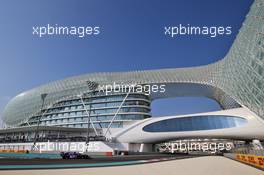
[[143, 115, 247, 132]]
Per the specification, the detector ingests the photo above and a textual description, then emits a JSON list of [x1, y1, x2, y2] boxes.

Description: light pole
[[32, 93, 48, 151], [85, 81, 98, 145], [78, 81, 98, 151]]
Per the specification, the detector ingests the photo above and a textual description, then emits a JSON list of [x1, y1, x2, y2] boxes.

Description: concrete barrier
[[224, 153, 264, 170], [0, 150, 27, 153]]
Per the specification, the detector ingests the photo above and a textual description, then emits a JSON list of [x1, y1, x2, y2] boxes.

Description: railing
[[0, 136, 106, 143]]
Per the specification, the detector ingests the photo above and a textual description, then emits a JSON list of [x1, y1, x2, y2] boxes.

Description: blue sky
[[0, 0, 253, 126]]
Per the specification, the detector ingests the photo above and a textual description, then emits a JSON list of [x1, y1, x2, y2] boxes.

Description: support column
[[139, 143, 153, 152]]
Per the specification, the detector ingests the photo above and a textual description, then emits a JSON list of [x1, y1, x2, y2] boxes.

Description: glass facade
[[143, 115, 247, 132], [21, 91, 151, 128]]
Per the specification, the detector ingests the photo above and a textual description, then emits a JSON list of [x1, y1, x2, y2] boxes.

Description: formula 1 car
[[60, 152, 90, 159]]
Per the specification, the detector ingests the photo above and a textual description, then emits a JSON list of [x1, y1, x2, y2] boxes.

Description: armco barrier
[[0, 152, 61, 159]]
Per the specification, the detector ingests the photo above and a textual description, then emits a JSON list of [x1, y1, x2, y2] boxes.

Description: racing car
[[60, 152, 90, 159]]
